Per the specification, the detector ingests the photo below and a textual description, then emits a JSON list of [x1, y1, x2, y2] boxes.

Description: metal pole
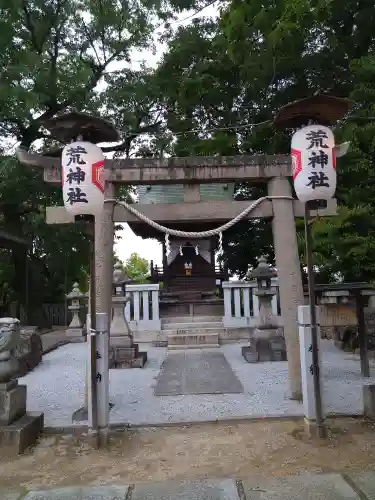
[[304, 202, 326, 438], [95, 311, 109, 448], [88, 216, 98, 433], [25, 251, 29, 323], [64, 254, 68, 327]]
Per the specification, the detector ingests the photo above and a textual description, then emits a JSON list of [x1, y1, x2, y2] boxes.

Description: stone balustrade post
[[66, 282, 87, 343]]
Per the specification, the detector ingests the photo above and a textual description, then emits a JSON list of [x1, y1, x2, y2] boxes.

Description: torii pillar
[[268, 177, 303, 400]]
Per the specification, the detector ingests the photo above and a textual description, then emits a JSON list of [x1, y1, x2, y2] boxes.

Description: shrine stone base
[[110, 338, 148, 369], [0, 380, 43, 456], [242, 328, 287, 363], [66, 328, 86, 343]]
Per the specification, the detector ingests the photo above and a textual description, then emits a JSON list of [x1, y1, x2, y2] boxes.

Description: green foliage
[[154, 0, 375, 282], [0, 0, 200, 319], [123, 252, 149, 283], [0, 155, 90, 317]]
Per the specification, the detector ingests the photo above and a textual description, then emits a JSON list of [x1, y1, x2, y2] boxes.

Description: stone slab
[[132, 479, 239, 500], [24, 485, 129, 500], [113, 352, 147, 369], [0, 411, 43, 456], [347, 471, 375, 500], [113, 346, 139, 358], [0, 384, 27, 425], [241, 473, 359, 499], [110, 336, 133, 347], [168, 343, 220, 350], [154, 351, 244, 396]]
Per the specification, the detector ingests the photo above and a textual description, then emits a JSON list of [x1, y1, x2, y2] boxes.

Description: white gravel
[[19, 340, 375, 428]]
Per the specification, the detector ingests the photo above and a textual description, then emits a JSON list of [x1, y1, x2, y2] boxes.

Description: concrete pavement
[[2, 471, 375, 499]]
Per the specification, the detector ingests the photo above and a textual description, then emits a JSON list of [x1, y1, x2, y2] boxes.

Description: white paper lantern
[[62, 141, 105, 216], [291, 124, 336, 203]]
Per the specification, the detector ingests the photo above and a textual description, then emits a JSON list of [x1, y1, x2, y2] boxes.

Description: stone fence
[[59, 280, 375, 344], [124, 283, 161, 333], [222, 280, 372, 339]]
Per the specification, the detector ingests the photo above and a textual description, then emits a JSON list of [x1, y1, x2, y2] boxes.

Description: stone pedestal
[[242, 330, 287, 363], [242, 282, 286, 363], [0, 380, 43, 456], [0, 380, 26, 424], [0, 318, 43, 456], [110, 263, 147, 368]]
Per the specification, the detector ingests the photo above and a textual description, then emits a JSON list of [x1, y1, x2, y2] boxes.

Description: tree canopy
[[1, 0, 375, 322], [153, 0, 375, 281], [123, 252, 149, 283], [0, 0, 209, 320]]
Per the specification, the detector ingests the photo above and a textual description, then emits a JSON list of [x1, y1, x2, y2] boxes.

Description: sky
[[114, 2, 220, 268]]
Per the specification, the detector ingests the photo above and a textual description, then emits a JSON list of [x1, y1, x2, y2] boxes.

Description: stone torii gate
[[17, 148, 337, 400]]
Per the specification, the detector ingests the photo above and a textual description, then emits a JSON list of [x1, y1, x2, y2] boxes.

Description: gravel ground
[[2, 419, 375, 490], [0, 418, 375, 488], [19, 340, 375, 428]]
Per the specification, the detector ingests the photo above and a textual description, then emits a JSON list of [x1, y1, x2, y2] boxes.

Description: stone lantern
[[110, 262, 132, 339], [242, 256, 287, 363], [66, 282, 87, 342]]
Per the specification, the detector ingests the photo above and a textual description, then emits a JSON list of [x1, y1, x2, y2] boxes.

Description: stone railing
[[222, 279, 281, 328], [124, 283, 161, 332], [223, 280, 375, 333]]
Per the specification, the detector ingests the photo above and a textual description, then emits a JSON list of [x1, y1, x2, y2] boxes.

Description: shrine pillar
[[94, 182, 115, 332], [268, 177, 303, 400]]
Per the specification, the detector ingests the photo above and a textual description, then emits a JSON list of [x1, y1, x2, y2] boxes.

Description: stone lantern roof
[[40, 111, 121, 144], [273, 94, 353, 130], [248, 256, 277, 281]]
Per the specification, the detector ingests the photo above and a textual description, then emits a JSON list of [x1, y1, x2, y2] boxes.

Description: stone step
[[168, 344, 220, 350], [162, 316, 223, 324], [162, 321, 223, 330], [167, 332, 219, 349], [163, 327, 224, 336]]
